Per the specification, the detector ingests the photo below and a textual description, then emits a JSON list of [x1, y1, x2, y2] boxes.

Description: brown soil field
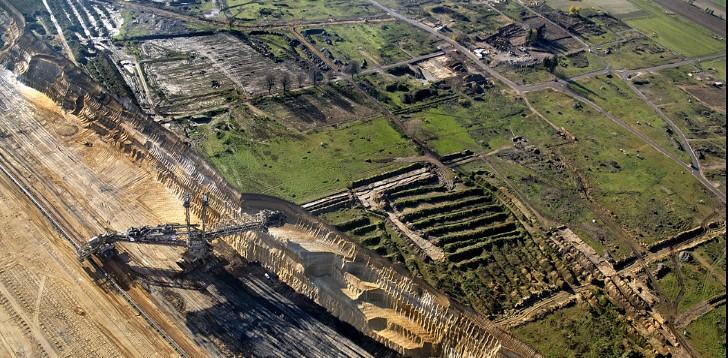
[[655, 0, 726, 36]]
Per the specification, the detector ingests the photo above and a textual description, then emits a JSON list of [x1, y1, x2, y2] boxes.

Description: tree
[[296, 72, 306, 88], [345, 60, 361, 79], [526, 25, 545, 46], [543, 56, 558, 73], [567, 5, 581, 16], [280, 73, 291, 93], [264, 73, 275, 94], [310, 69, 322, 86]]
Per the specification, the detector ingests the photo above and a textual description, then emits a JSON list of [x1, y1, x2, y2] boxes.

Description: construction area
[[0, 0, 725, 357]]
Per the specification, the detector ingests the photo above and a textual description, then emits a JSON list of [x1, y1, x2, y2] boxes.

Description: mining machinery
[[77, 193, 285, 266]]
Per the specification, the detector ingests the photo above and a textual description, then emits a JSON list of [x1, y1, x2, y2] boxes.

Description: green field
[[546, 0, 640, 15], [424, 2, 511, 36], [701, 58, 727, 81], [308, 22, 439, 66], [601, 37, 681, 70], [526, 90, 719, 243], [193, 115, 417, 202], [514, 291, 651, 357], [555, 51, 605, 78], [631, 65, 726, 140], [497, 65, 555, 85], [654, 258, 725, 313], [695, 236, 727, 273], [485, 150, 615, 256], [409, 89, 528, 154], [225, 0, 381, 22], [623, 0, 725, 57], [571, 75, 691, 163], [685, 305, 726, 358], [630, 66, 726, 190]]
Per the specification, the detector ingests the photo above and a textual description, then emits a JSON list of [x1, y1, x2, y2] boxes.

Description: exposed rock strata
[[3, 40, 539, 357]]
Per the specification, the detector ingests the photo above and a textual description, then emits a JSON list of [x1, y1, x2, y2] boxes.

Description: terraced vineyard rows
[[325, 208, 407, 262], [321, 171, 585, 317]]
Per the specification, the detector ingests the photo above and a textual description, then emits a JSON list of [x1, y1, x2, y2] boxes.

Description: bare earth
[[0, 70, 382, 357]]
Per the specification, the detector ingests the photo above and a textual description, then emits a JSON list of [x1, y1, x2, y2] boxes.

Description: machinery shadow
[[109, 242, 399, 357]]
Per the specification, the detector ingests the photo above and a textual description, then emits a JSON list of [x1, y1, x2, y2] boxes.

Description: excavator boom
[[77, 195, 285, 264]]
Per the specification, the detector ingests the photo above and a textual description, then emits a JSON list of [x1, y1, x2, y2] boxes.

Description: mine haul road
[[0, 70, 384, 357]]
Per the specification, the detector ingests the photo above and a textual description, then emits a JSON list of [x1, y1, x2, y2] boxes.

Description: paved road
[[518, 53, 728, 203], [617, 71, 702, 180], [290, 27, 339, 71]]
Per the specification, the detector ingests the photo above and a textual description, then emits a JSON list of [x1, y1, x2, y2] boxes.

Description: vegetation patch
[[191, 114, 417, 202], [225, 0, 381, 23], [623, 0, 725, 57], [700, 58, 726, 81], [304, 22, 439, 66], [571, 75, 691, 162], [600, 37, 680, 70], [406, 88, 528, 154], [653, 256, 725, 313], [525, 90, 718, 243], [513, 290, 652, 357], [685, 304, 726, 358]]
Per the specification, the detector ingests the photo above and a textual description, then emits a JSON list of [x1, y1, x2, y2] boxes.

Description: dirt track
[[0, 171, 179, 357]]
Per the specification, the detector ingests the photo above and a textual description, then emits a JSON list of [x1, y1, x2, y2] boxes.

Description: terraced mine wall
[[3, 38, 537, 356]]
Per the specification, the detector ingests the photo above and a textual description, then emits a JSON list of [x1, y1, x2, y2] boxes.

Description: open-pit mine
[[0, 0, 725, 357]]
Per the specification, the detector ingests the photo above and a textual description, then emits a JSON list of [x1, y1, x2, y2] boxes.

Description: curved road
[[368, 0, 725, 204]]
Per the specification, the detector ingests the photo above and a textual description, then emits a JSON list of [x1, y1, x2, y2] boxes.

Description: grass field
[[193, 115, 417, 202], [555, 51, 605, 78], [694, 236, 727, 273], [409, 89, 528, 154], [632, 66, 726, 140], [630, 66, 726, 191], [496, 65, 555, 85], [526, 89, 719, 243], [623, 0, 725, 57], [570, 75, 692, 163], [685, 304, 726, 358], [700, 58, 726, 81], [654, 258, 725, 313], [225, 0, 381, 22], [424, 2, 511, 36], [549, 38, 681, 78], [601, 37, 681, 70], [463, 155, 615, 256], [513, 291, 651, 357], [546, 0, 640, 15], [308, 22, 439, 66]]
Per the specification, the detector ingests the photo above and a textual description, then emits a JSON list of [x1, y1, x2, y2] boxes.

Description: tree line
[[263, 60, 363, 95]]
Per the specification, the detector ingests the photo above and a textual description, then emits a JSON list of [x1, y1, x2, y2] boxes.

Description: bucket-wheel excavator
[[77, 193, 285, 267]]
